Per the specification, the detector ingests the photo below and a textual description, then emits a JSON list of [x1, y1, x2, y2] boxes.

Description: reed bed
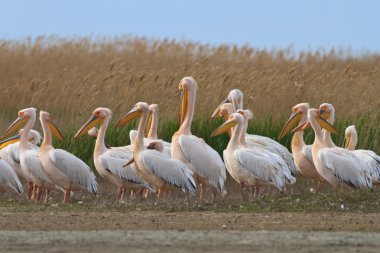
[[0, 36, 379, 165]]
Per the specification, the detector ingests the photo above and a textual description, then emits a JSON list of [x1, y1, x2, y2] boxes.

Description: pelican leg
[[240, 183, 245, 201], [35, 186, 42, 203], [199, 183, 204, 201], [130, 189, 134, 200], [253, 186, 259, 198], [157, 188, 164, 200], [117, 187, 123, 202], [27, 182, 34, 200], [32, 183, 38, 200], [143, 189, 150, 199], [63, 189, 71, 203], [120, 188, 125, 202], [44, 189, 51, 203]]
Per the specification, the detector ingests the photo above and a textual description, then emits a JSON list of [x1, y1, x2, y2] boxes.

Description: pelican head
[[344, 125, 357, 150], [74, 108, 112, 138], [306, 108, 337, 134], [146, 140, 164, 152], [117, 102, 149, 127], [211, 89, 243, 119], [178, 77, 198, 126], [278, 103, 310, 140], [2, 108, 37, 139], [319, 103, 335, 122], [40, 111, 64, 141], [211, 113, 243, 137]]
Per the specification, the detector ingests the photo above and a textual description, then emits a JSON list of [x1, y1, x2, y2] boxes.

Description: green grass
[[53, 113, 380, 167]]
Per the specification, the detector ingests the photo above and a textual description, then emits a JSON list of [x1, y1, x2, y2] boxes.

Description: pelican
[[306, 108, 371, 189], [117, 102, 196, 197], [39, 111, 98, 203], [74, 107, 152, 202], [211, 112, 295, 197], [0, 129, 41, 183], [2, 108, 56, 202], [172, 77, 226, 199], [278, 103, 325, 186], [344, 125, 380, 182], [212, 89, 297, 176], [129, 104, 171, 157], [0, 159, 23, 194]]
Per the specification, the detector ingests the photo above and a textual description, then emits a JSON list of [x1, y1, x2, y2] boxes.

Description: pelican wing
[[353, 150, 380, 181], [99, 149, 151, 189], [22, 149, 53, 185], [139, 149, 196, 194], [318, 147, 372, 188], [0, 159, 23, 193], [234, 148, 295, 189], [301, 145, 314, 165], [48, 149, 98, 193], [179, 135, 226, 192], [246, 134, 297, 175]]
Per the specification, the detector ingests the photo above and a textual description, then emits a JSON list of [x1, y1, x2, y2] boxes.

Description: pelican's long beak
[[116, 109, 142, 127], [291, 121, 310, 133], [2, 117, 28, 139], [316, 115, 337, 134], [211, 97, 229, 119], [278, 112, 301, 140], [49, 121, 64, 141], [145, 112, 153, 137], [0, 134, 21, 149], [123, 158, 135, 167], [74, 115, 103, 139], [344, 135, 351, 149], [179, 87, 189, 126], [210, 119, 237, 137]]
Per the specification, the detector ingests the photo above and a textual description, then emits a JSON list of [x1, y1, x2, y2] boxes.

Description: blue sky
[[1, 0, 379, 52]]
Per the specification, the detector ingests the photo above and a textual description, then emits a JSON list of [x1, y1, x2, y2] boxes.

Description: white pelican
[[344, 125, 380, 182], [172, 77, 226, 199], [212, 89, 297, 176], [74, 107, 152, 202], [211, 112, 295, 197], [117, 102, 196, 197], [129, 104, 171, 157], [278, 103, 325, 186], [2, 108, 56, 202], [0, 129, 41, 183], [306, 108, 371, 189], [0, 159, 23, 194], [38, 111, 98, 203]]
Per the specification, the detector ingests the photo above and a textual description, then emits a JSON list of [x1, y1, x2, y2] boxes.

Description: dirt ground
[[0, 211, 379, 231]]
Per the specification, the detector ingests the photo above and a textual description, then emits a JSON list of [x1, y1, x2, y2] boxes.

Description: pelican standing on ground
[[117, 102, 196, 198], [212, 89, 297, 176], [172, 77, 226, 199], [0, 159, 23, 194], [279, 103, 325, 186], [211, 112, 295, 197], [0, 129, 41, 183], [39, 111, 98, 203], [2, 108, 56, 202], [317, 103, 380, 183], [306, 108, 371, 189], [75, 107, 152, 202]]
